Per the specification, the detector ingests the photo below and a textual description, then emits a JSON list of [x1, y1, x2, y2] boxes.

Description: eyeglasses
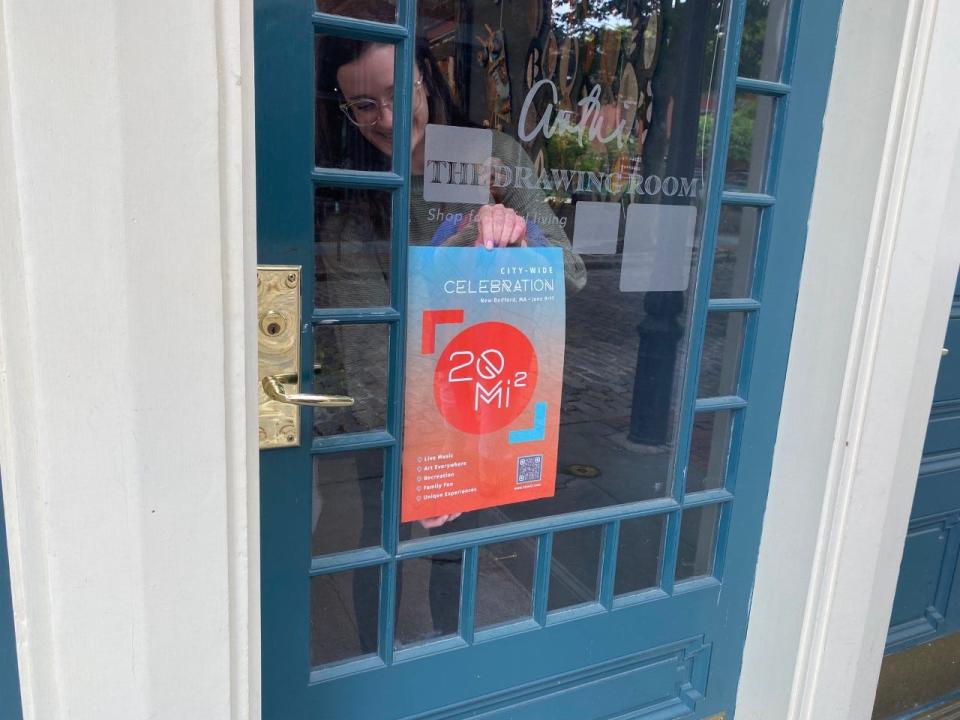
[[339, 78, 424, 128]]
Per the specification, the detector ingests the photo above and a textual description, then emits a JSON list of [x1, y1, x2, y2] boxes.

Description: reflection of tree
[[700, 0, 726, 76], [728, 95, 756, 164], [739, 0, 771, 78], [551, 0, 633, 38], [697, 96, 755, 167], [534, 0, 656, 200], [543, 132, 605, 174]]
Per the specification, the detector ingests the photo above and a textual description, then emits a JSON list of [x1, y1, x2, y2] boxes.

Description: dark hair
[[315, 35, 462, 170]]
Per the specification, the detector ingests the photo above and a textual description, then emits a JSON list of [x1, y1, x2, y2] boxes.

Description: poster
[[401, 246, 566, 523]]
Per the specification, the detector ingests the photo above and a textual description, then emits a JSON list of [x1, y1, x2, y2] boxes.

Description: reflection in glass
[[614, 515, 666, 596], [676, 504, 721, 581], [396, 552, 463, 647], [312, 324, 389, 438], [548, 525, 602, 612], [738, 0, 789, 82], [697, 312, 746, 398], [475, 539, 535, 629], [687, 411, 734, 493], [315, 187, 392, 309], [315, 33, 398, 171], [724, 92, 776, 193], [711, 205, 760, 298], [312, 449, 384, 557], [394, 0, 727, 540], [311, 569, 379, 667]]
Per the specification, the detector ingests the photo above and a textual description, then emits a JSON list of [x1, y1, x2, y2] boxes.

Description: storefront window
[[396, 0, 725, 534], [311, 0, 734, 661]]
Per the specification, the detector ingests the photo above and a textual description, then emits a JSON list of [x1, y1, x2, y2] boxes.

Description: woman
[[316, 32, 586, 277], [312, 28, 585, 650]]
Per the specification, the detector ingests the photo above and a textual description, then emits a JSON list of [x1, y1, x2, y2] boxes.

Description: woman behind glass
[[313, 9, 584, 649]]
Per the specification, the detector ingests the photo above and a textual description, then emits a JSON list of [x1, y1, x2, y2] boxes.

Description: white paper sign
[[572, 201, 621, 255], [423, 125, 493, 205], [620, 204, 697, 292]]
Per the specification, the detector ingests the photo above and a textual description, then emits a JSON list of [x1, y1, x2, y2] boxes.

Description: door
[[0, 475, 22, 720], [255, 0, 841, 717], [873, 273, 960, 718]]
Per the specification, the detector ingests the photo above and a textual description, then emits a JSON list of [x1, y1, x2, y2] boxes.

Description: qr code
[[516, 455, 543, 484]]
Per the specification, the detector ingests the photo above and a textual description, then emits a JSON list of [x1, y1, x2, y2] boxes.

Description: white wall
[[738, 0, 960, 717], [0, 2, 260, 719]]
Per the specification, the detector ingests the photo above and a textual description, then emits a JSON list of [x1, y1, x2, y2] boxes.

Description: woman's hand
[[418, 512, 462, 529], [475, 204, 527, 250]]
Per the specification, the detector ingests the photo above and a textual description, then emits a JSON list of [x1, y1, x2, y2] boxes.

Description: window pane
[[548, 525, 602, 612], [389, 0, 729, 541], [676, 504, 721, 581], [312, 449, 384, 556], [311, 568, 379, 667], [476, 539, 535, 629], [315, 187, 392, 309], [313, 324, 389, 437], [315, 34, 397, 171], [614, 515, 666, 596], [396, 552, 463, 647], [724, 92, 775, 193], [687, 411, 734, 493], [738, 0, 790, 82], [697, 312, 746, 398], [711, 205, 760, 299]]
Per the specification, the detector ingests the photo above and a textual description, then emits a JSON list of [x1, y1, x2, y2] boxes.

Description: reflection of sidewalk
[[552, 253, 733, 500], [562, 265, 646, 429]]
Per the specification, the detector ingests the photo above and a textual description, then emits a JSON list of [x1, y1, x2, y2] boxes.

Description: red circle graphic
[[433, 321, 538, 434]]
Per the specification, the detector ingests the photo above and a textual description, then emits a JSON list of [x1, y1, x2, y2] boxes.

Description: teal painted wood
[[0, 476, 23, 720], [312, 12, 408, 40], [887, 273, 960, 653], [735, 77, 791, 96], [255, 0, 318, 715], [255, 0, 847, 714], [699, 0, 847, 705]]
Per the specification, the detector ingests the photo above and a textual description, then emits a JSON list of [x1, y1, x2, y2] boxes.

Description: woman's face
[[336, 44, 428, 162]]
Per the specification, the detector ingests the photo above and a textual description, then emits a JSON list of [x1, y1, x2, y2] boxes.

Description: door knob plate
[[258, 265, 303, 449]]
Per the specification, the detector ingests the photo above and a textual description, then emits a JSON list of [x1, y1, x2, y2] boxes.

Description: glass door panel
[[309, 0, 729, 663], [255, 0, 844, 714]]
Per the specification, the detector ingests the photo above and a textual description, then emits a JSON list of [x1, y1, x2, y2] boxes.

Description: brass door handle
[[261, 373, 355, 408]]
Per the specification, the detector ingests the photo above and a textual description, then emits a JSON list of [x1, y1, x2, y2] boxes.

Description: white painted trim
[[217, 1, 262, 718], [0, 2, 259, 718], [738, 0, 960, 717]]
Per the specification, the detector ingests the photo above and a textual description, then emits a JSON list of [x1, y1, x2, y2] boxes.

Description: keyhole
[[259, 310, 288, 338]]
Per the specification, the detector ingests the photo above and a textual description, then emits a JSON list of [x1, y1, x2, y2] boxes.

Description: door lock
[[257, 265, 354, 450]]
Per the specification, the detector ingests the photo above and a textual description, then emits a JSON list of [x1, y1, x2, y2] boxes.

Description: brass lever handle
[[261, 373, 355, 408]]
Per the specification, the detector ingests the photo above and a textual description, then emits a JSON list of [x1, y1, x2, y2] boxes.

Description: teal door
[[886, 273, 960, 651], [0, 476, 22, 720], [255, 0, 842, 717]]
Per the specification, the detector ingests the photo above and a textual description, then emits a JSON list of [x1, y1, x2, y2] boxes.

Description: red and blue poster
[[401, 246, 566, 523]]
